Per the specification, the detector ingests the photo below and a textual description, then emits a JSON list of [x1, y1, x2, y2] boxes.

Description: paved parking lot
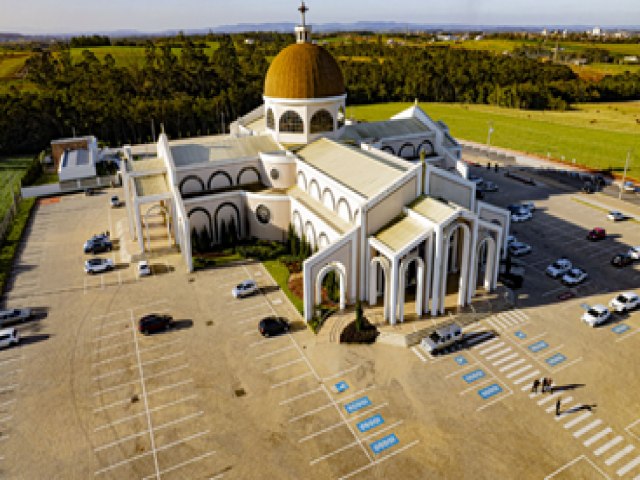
[[1, 177, 640, 478]]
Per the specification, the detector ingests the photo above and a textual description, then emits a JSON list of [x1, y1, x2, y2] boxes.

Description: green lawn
[[263, 260, 303, 314], [0, 53, 31, 78], [349, 101, 640, 179], [0, 156, 33, 219]]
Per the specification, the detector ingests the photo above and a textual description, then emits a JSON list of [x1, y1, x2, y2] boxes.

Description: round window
[[270, 168, 279, 181], [256, 205, 271, 224]]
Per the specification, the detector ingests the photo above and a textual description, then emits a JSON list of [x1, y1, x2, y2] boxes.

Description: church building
[[121, 3, 510, 325]]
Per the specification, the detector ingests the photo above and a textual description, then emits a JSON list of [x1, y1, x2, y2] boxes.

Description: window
[[256, 205, 271, 224], [270, 168, 279, 181], [266, 108, 275, 130], [337, 106, 346, 128], [310, 109, 334, 133], [279, 110, 304, 133]]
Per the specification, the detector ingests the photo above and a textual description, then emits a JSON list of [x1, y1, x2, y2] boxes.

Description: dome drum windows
[[279, 110, 304, 133], [310, 109, 334, 134], [266, 108, 275, 130]]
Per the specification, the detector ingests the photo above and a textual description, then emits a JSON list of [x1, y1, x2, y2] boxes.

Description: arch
[[381, 146, 395, 155], [207, 170, 233, 190], [187, 206, 213, 249], [304, 221, 317, 250], [398, 143, 415, 159], [266, 108, 275, 130], [318, 232, 330, 249], [440, 222, 472, 312], [143, 204, 173, 251], [353, 209, 361, 224], [297, 170, 308, 191], [417, 140, 435, 157], [308, 179, 321, 201], [337, 106, 346, 128], [322, 188, 335, 211], [398, 255, 425, 322], [214, 202, 241, 243], [473, 235, 497, 292], [310, 109, 334, 134], [236, 166, 261, 185], [292, 210, 303, 237], [179, 175, 205, 195], [315, 261, 346, 311], [279, 110, 304, 133], [369, 256, 390, 320], [336, 198, 352, 223]]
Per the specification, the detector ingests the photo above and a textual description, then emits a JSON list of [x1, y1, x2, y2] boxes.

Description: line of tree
[[0, 33, 639, 155]]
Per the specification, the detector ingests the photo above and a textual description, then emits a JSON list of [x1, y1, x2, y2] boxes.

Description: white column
[[491, 233, 502, 291], [415, 260, 424, 316], [303, 263, 313, 322], [459, 224, 472, 306], [451, 230, 459, 273], [184, 216, 193, 272], [398, 260, 406, 323], [440, 229, 451, 315], [389, 257, 399, 325], [368, 260, 377, 307], [465, 220, 478, 305], [124, 173, 135, 239], [135, 200, 144, 253], [424, 235, 433, 315], [431, 228, 443, 316]]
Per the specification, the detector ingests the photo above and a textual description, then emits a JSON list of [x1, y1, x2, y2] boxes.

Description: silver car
[[232, 280, 259, 298], [84, 258, 114, 274]]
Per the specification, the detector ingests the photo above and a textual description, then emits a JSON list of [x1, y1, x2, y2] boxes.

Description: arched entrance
[[474, 236, 496, 292], [315, 262, 346, 311], [143, 204, 173, 251], [369, 256, 390, 320], [441, 222, 471, 309], [398, 255, 425, 322]]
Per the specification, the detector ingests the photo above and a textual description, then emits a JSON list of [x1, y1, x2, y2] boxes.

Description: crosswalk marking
[[594, 436, 623, 456], [617, 455, 640, 476], [485, 309, 529, 331], [564, 412, 592, 429], [555, 402, 582, 421], [546, 396, 573, 414], [485, 347, 512, 360], [584, 427, 613, 447], [499, 359, 525, 372], [478, 341, 505, 355], [538, 392, 561, 405], [573, 419, 603, 438], [514, 370, 540, 385], [605, 444, 635, 466], [506, 364, 532, 379], [492, 353, 519, 366]]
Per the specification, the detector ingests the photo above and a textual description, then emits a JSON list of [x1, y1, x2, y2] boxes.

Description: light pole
[[486, 122, 494, 156], [619, 150, 632, 200]]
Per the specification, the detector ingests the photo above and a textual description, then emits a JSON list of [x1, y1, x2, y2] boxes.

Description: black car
[[258, 316, 289, 337], [84, 239, 112, 254], [138, 314, 173, 335], [611, 254, 633, 268]]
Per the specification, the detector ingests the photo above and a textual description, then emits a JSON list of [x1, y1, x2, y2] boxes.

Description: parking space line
[[0, 384, 18, 393], [94, 342, 130, 355], [564, 412, 593, 429], [477, 383, 513, 412], [550, 357, 583, 373], [279, 387, 323, 406], [93, 329, 131, 343], [0, 416, 13, 423], [0, 357, 22, 366], [574, 419, 603, 438], [93, 378, 139, 397], [289, 402, 334, 423], [94, 317, 130, 330], [546, 396, 573, 413], [0, 399, 16, 408], [492, 353, 519, 367], [506, 364, 532, 379], [156, 430, 210, 453], [139, 340, 179, 354], [144, 450, 216, 479], [605, 445, 635, 466], [147, 379, 194, 396], [94, 396, 137, 413], [478, 341, 505, 355], [239, 315, 266, 325], [617, 455, 640, 476], [322, 365, 360, 382], [616, 329, 640, 343], [485, 347, 512, 360], [255, 345, 294, 360], [361, 420, 403, 442], [543, 454, 610, 480], [460, 377, 494, 395], [338, 440, 420, 480], [263, 358, 304, 374], [499, 358, 526, 372], [92, 367, 131, 381], [94, 429, 149, 452], [444, 364, 479, 379], [347, 403, 389, 423], [411, 346, 427, 363], [146, 363, 190, 381], [232, 303, 270, 315], [92, 351, 133, 367], [141, 351, 184, 367], [309, 440, 360, 466], [271, 372, 313, 389], [594, 436, 623, 456], [299, 420, 346, 443], [94, 450, 152, 476], [584, 427, 613, 447]]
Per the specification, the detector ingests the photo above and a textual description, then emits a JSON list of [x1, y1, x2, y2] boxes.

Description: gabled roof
[[374, 215, 430, 253], [410, 196, 459, 224], [170, 135, 280, 167], [296, 138, 410, 199], [340, 117, 433, 143]]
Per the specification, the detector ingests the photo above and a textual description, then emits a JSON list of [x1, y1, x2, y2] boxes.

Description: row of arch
[[296, 170, 360, 224], [178, 166, 261, 196], [292, 210, 331, 251], [380, 140, 435, 159], [266, 107, 344, 134], [187, 202, 242, 244]]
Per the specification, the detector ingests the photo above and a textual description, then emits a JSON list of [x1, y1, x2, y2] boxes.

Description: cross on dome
[[298, 2, 309, 27]]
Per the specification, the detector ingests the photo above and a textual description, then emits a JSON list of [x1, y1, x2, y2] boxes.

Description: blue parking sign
[[357, 414, 384, 433], [454, 355, 468, 366], [612, 324, 630, 335], [334, 381, 349, 393], [528, 340, 549, 353], [514, 330, 527, 339], [462, 369, 486, 384], [344, 396, 371, 414], [478, 383, 503, 400], [545, 353, 567, 367], [370, 434, 399, 454]]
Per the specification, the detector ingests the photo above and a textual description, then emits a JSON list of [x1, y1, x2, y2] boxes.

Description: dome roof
[[264, 43, 345, 99]]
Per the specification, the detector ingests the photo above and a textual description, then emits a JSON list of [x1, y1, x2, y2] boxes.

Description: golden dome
[[264, 43, 345, 99]]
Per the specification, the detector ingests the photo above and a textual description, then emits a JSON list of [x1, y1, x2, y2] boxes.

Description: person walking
[[541, 377, 548, 393], [555, 397, 561, 416], [531, 378, 540, 393], [548, 378, 553, 394]]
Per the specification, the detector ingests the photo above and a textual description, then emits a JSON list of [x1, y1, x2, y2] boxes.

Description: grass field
[[0, 156, 34, 219], [349, 101, 640, 179], [0, 53, 31, 79]]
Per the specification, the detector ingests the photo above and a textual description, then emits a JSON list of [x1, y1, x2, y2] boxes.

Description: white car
[[232, 280, 259, 298], [609, 292, 640, 313], [511, 211, 532, 223], [506, 235, 517, 247], [0, 308, 32, 325], [84, 258, 114, 274], [628, 246, 640, 260], [607, 211, 625, 221], [420, 323, 462, 354], [508, 241, 532, 256], [546, 258, 572, 278], [110, 195, 121, 208], [0, 328, 19, 349], [623, 181, 636, 192], [561, 267, 588, 286], [582, 305, 611, 327], [137, 260, 151, 277]]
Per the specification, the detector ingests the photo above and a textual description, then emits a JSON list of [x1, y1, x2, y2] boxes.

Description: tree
[[191, 226, 201, 253], [355, 300, 364, 332], [199, 226, 211, 252], [219, 219, 227, 247]]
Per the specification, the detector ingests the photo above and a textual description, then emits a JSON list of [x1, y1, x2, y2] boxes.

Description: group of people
[[531, 377, 553, 394]]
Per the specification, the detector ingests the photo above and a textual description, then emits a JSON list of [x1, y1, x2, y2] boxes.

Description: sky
[[1, 0, 639, 34]]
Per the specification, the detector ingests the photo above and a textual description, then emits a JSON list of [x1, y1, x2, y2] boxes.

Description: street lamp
[[486, 122, 494, 155], [619, 150, 632, 200]]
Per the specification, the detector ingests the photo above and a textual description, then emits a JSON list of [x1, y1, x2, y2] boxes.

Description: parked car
[[110, 195, 121, 208], [0, 308, 31, 326], [623, 181, 636, 192], [232, 280, 259, 298], [468, 174, 484, 185], [137, 260, 151, 277], [607, 211, 625, 221], [420, 323, 463, 355], [581, 305, 611, 327], [506, 235, 517, 247], [561, 267, 588, 286], [586, 228, 606, 241], [83, 238, 112, 254], [628, 246, 640, 260], [521, 202, 535, 212], [478, 180, 498, 192], [508, 241, 532, 256], [0, 328, 19, 349], [611, 253, 633, 268], [84, 258, 114, 274], [511, 210, 532, 223], [546, 258, 572, 278], [138, 314, 173, 335], [609, 292, 640, 313], [258, 316, 289, 337]]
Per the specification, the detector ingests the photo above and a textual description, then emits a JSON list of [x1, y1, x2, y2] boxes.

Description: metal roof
[[341, 118, 434, 143], [170, 135, 280, 167], [410, 196, 458, 224], [296, 138, 410, 199], [374, 215, 430, 253], [134, 174, 169, 197]]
